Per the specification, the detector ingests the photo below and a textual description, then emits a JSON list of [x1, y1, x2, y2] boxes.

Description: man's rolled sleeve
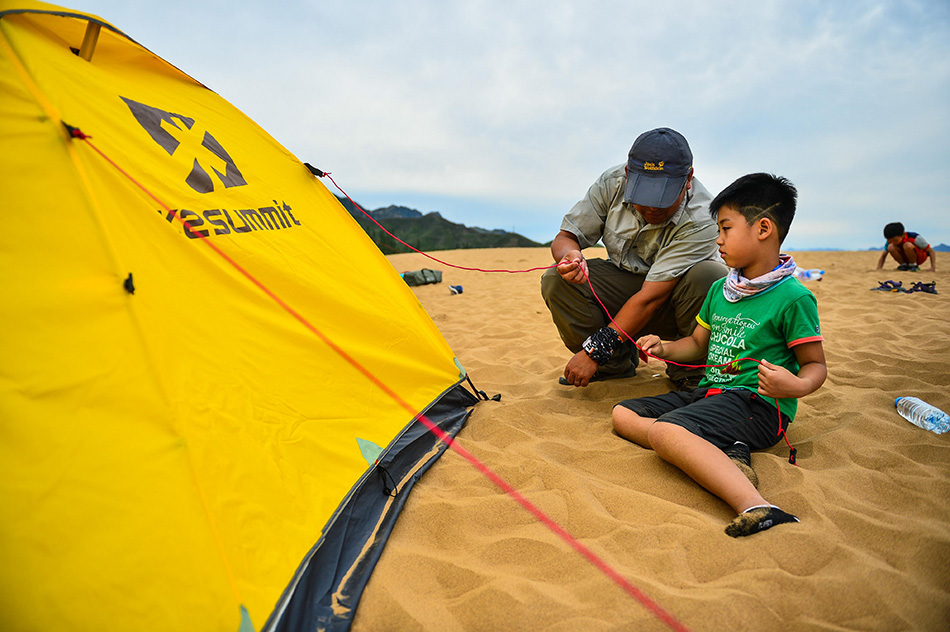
[[559, 166, 624, 249]]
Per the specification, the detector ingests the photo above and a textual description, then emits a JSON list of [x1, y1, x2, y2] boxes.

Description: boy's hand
[[637, 334, 664, 359], [756, 359, 804, 398]]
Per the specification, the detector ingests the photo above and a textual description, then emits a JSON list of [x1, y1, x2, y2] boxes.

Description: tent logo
[[121, 97, 247, 194]]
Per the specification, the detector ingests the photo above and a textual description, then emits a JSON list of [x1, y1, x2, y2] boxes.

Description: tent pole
[[78, 22, 101, 61]]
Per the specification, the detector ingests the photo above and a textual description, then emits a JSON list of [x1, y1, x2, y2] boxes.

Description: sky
[[71, 0, 950, 250]]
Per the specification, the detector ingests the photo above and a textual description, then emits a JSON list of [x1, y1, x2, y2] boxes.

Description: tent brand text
[[161, 200, 302, 239]]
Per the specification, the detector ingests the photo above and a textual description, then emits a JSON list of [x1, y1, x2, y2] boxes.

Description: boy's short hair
[[709, 173, 797, 243], [883, 222, 905, 239]]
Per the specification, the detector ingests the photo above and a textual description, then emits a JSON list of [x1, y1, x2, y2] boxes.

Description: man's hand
[[563, 349, 599, 387], [556, 250, 589, 284]]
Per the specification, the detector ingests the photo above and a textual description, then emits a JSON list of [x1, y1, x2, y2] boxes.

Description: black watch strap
[[582, 326, 622, 365]]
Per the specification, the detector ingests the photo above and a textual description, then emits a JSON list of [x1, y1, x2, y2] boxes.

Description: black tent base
[[264, 381, 479, 632]]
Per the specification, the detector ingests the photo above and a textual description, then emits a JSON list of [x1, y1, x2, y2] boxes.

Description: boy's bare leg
[[611, 405, 655, 448], [901, 242, 918, 265], [888, 243, 909, 265], [612, 408, 799, 536], [647, 421, 765, 513], [613, 407, 762, 508]]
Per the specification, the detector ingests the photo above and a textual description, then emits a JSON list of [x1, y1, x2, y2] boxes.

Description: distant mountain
[[368, 204, 426, 220], [336, 196, 542, 254]]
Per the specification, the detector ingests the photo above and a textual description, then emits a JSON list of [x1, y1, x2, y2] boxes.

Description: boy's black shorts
[[614, 387, 790, 451]]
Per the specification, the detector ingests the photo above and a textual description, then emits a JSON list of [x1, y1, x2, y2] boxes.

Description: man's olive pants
[[540, 259, 727, 381]]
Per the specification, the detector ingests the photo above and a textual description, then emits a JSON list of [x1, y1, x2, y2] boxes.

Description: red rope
[[323, 172, 559, 275], [580, 267, 797, 463], [71, 129, 692, 632], [324, 174, 797, 463], [411, 415, 691, 632]]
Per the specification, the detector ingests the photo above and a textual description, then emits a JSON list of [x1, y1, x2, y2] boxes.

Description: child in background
[[876, 222, 937, 272], [612, 173, 827, 537]]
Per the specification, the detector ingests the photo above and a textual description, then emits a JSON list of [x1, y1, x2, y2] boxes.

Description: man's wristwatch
[[582, 335, 602, 362], [582, 326, 621, 365]]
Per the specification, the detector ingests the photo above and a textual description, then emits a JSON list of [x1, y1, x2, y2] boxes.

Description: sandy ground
[[351, 248, 950, 632]]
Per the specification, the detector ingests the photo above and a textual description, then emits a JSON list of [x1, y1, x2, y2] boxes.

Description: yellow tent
[[0, 2, 478, 630]]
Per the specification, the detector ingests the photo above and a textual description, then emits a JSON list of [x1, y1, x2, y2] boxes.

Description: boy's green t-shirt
[[696, 276, 823, 421]]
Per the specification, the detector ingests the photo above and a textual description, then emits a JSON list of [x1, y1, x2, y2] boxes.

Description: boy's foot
[[723, 441, 758, 488], [725, 505, 799, 537]]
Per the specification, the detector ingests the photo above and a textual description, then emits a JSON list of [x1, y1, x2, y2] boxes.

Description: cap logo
[[643, 161, 665, 172]]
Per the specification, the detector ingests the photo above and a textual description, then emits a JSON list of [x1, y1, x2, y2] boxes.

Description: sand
[[351, 249, 950, 632]]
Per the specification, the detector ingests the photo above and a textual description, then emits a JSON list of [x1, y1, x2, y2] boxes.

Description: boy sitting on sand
[[612, 173, 827, 537], [875, 222, 937, 272]]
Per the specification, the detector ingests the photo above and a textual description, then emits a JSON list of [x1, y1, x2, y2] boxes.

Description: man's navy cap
[[623, 127, 693, 208]]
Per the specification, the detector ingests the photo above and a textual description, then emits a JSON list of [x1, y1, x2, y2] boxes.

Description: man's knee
[[682, 260, 728, 292], [672, 260, 727, 316], [540, 268, 593, 350], [540, 267, 563, 304]]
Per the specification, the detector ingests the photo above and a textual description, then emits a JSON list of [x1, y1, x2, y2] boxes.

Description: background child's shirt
[[696, 276, 823, 421]]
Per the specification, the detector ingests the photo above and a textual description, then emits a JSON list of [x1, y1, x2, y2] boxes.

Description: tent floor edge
[[263, 381, 480, 632]]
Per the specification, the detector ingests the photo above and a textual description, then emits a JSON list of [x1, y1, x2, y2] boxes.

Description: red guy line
[[324, 172, 559, 275], [71, 130, 692, 632], [328, 174, 796, 462]]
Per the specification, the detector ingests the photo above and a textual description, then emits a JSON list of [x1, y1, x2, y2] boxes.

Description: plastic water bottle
[[895, 397, 950, 434], [794, 267, 825, 281]]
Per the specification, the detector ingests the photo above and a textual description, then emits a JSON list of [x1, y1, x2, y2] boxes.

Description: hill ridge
[[336, 196, 542, 254]]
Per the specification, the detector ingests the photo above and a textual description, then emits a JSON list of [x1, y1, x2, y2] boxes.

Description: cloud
[[74, 0, 950, 247]]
